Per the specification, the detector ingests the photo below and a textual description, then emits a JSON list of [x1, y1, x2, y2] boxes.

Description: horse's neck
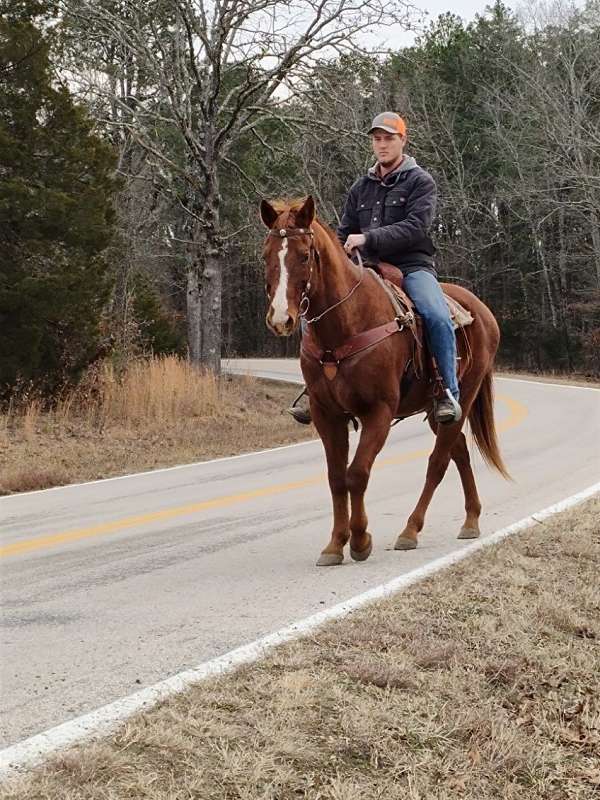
[[309, 228, 356, 335], [310, 226, 379, 342], [315, 228, 357, 299]]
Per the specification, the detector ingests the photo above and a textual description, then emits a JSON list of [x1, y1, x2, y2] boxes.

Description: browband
[[268, 227, 313, 238]]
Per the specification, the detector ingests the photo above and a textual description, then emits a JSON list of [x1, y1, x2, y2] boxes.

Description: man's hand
[[343, 234, 366, 253]]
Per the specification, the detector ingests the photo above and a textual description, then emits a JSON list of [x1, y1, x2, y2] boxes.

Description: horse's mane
[[269, 197, 306, 214], [314, 217, 353, 263], [315, 219, 351, 259]]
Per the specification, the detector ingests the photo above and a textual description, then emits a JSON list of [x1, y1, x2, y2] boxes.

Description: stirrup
[[287, 405, 312, 425], [287, 386, 312, 425]]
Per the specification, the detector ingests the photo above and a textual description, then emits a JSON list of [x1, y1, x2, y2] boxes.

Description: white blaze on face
[[270, 238, 289, 324]]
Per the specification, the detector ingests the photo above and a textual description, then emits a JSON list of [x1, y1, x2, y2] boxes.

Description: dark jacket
[[337, 156, 437, 274]]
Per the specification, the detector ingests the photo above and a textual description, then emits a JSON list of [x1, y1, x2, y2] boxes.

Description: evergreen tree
[[0, 0, 117, 395]]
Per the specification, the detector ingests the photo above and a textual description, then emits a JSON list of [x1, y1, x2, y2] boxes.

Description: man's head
[[368, 112, 407, 169]]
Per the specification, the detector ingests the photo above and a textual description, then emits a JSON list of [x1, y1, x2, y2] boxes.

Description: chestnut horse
[[261, 196, 509, 566]]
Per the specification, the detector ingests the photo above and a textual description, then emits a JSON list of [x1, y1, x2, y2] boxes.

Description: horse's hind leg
[[395, 421, 464, 550], [347, 404, 394, 562], [312, 406, 351, 567], [451, 432, 482, 539], [426, 418, 482, 539]]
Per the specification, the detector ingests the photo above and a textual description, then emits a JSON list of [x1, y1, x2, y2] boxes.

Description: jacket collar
[[367, 155, 418, 186]]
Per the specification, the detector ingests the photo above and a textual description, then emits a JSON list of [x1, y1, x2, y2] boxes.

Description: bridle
[[267, 226, 364, 324]]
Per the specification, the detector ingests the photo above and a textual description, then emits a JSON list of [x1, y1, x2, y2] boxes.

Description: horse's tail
[[468, 370, 511, 480]]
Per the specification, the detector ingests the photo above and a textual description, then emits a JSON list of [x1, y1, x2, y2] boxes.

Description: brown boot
[[433, 390, 462, 425], [287, 387, 312, 425]]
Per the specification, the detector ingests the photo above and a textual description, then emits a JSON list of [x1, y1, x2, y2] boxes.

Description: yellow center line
[[496, 393, 529, 433], [0, 393, 527, 560]]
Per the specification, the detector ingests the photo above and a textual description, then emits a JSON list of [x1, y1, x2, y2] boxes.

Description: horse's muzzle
[[266, 308, 298, 336]]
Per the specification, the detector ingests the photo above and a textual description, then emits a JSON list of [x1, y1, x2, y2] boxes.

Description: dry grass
[[67, 358, 223, 427], [0, 357, 313, 495], [4, 499, 599, 799]]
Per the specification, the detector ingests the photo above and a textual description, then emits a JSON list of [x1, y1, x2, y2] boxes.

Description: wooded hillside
[[1, 0, 599, 396]]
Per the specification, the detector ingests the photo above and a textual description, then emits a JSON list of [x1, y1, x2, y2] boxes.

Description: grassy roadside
[[0, 358, 313, 495], [4, 498, 599, 799]]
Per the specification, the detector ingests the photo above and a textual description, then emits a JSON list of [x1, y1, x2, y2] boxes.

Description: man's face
[[371, 130, 405, 167]]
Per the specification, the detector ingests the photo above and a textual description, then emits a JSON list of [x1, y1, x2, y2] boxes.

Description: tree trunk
[[534, 226, 557, 329], [185, 239, 222, 372], [186, 264, 202, 362], [200, 249, 222, 373], [557, 205, 573, 371], [184, 155, 222, 372]]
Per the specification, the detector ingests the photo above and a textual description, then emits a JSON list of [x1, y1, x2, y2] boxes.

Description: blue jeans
[[403, 270, 459, 399]]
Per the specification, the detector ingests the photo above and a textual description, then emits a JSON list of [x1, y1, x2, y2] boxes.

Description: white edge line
[[496, 375, 600, 392], [1, 480, 599, 781]]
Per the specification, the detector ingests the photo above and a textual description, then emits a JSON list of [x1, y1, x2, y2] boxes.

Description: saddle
[[372, 261, 474, 331]]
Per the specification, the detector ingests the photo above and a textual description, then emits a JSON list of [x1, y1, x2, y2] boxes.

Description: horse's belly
[[396, 378, 430, 418]]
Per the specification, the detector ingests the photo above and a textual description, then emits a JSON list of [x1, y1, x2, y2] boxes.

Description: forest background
[[2, 0, 600, 399]]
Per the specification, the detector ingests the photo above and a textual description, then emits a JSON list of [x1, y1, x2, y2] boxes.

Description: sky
[[366, 0, 512, 48], [368, 0, 585, 47]]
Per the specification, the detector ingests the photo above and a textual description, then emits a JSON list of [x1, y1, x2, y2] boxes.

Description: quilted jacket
[[337, 156, 437, 274]]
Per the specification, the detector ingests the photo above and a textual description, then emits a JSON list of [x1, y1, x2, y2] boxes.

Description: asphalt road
[[1, 360, 598, 748]]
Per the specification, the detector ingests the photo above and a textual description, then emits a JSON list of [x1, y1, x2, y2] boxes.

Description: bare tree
[[483, 1, 600, 369], [506, 7, 600, 288], [63, 0, 413, 372]]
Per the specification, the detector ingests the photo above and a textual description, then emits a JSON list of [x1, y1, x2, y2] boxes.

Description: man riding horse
[[289, 111, 461, 426]]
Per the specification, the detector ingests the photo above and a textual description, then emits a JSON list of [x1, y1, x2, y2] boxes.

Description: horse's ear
[[294, 195, 315, 229], [260, 199, 279, 229]]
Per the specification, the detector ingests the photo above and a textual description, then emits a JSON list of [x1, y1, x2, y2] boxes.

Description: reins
[[268, 226, 364, 324], [303, 251, 364, 324]]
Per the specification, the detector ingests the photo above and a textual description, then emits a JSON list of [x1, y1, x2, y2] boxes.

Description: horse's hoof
[[316, 552, 344, 567], [350, 534, 372, 562], [458, 527, 480, 540], [394, 535, 417, 551]]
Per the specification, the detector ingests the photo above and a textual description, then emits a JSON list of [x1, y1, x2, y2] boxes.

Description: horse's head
[[260, 195, 316, 336]]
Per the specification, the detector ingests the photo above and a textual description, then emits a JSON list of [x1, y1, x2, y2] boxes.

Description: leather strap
[[301, 319, 403, 366], [268, 227, 312, 238]]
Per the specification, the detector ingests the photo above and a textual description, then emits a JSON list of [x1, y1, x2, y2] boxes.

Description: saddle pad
[[445, 295, 474, 329]]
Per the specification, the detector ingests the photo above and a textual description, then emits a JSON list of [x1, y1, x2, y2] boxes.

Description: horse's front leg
[[311, 405, 350, 567], [347, 404, 394, 562]]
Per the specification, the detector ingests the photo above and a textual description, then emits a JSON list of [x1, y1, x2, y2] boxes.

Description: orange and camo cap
[[368, 112, 406, 136]]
